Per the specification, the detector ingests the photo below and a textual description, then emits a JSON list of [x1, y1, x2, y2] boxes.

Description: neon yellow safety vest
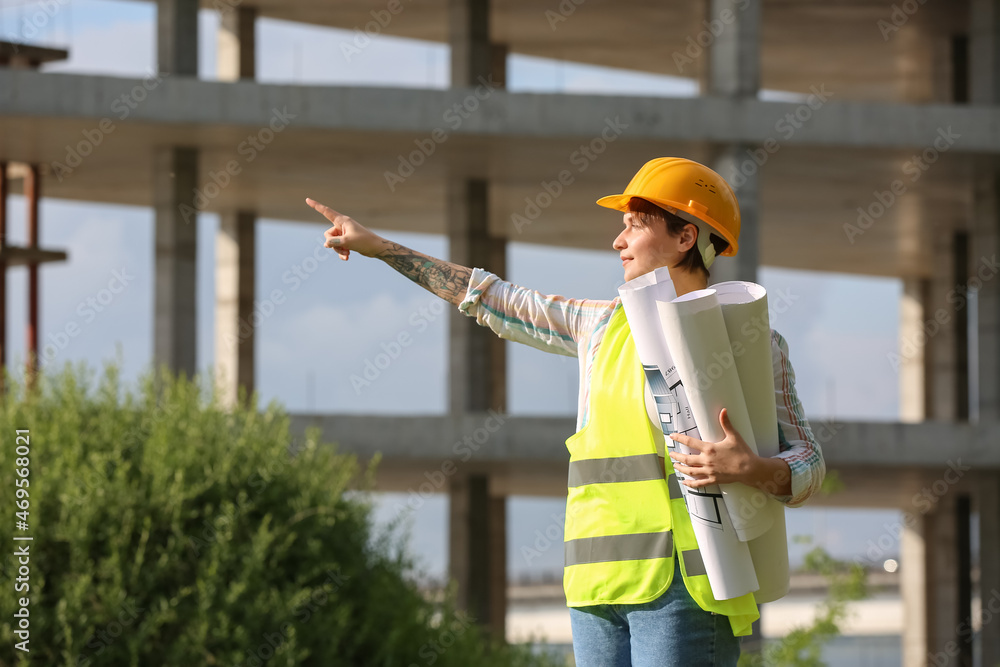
[[563, 303, 760, 637]]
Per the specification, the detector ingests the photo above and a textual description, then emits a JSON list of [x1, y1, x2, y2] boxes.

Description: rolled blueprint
[[618, 268, 759, 601], [714, 281, 790, 603], [654, 289, 775, 543]]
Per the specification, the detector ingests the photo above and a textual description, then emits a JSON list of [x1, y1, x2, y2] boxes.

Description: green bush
[[0, 362, 561, 667]]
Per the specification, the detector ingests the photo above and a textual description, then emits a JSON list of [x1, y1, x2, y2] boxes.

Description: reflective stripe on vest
[[562, 303, 759, 637], [568, 453, 663, 487], [666, 473, 683, 500], [565, 530, 673, 566]]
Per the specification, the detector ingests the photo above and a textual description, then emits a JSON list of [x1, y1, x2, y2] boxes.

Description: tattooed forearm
[[373, 240, 473, 306]]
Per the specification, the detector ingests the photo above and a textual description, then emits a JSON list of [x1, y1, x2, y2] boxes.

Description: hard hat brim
[[595, 193, 739, 257]]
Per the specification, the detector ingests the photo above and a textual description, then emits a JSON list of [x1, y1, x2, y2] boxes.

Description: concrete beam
[[3, 70, 999, 154], [153, 147, 198, 378], [0, 42, 69, 68], [215, 210, 255, 406], [0, 246, 67, 267], [111, 0, 965, 105], [157, 0, 199, 77], [287, 413, 1000, 469]]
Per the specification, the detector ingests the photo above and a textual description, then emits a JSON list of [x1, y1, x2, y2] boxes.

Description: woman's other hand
[[668, 408, 792, 495]]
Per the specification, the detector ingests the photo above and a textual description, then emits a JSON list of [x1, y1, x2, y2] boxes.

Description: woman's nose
[[612, 232, 626, 251]]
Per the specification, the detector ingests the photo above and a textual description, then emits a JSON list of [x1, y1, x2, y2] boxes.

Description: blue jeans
[[568, 558, 741, 667]]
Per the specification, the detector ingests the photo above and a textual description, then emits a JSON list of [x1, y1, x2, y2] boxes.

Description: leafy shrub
[[0, 362, 561, 667]]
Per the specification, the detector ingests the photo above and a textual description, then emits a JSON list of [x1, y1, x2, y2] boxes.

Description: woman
[[306, 157, 825, 666]]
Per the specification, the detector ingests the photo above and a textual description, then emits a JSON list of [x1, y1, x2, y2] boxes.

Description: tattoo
[[374, 240, 473, 306]]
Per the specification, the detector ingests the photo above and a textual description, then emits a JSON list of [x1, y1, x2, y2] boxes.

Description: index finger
[[305, 198, 342, 221], [669, 432, 703, 451]]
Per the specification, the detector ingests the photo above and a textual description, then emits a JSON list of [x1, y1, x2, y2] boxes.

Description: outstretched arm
[[305, 197, 614, 357], [370, 239, 471, 307], [306, 198, 470, 306]]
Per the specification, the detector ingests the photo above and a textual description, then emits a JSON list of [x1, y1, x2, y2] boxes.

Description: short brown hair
[[625, 197, 729, 277]]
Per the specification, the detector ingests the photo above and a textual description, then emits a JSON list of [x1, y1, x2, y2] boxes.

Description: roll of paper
[[654, 289, 774, 543], [618, 268, 759, 600], [713, 281, 790, 603]]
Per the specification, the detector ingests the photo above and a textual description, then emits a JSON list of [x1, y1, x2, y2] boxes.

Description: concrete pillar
[[955, 495, 973, 667], [447, 178, 505, 414], [927, 229, 960, 421], [155, 0, 199, 378], [899, 278, 930, 422], [952, 232, 971, 420], [446, 0, 508, 640], [970, 0, 1000, 421], [218, 5, 256, 81], [966, 12, 1000, 659], [976, 471, 1000, 666], [700, 1, 761, 286], [970, 0, 1000, 105], [901, 492, 976, 667], [898, 225, 971, 423], [487, 492, 507, 635], [926, 494, 962, 664], [448, 473, 506, 638], [448, 0, 492, 87], [708, 145, 759, 285], [969, 156, 1000, 664], [971, 164, 1000, 423], [153, 147, 198, 379], [215, 211, 255, 406], [489, 42, 508, 89], [899, 226, 973, 663], [0, 162, 6, 376], [157, 0, 199, 76], [446, 175, 507, 640], [901, 516, 928, 667], [705, 0, 761, 97], [24, 165, 39, 377]]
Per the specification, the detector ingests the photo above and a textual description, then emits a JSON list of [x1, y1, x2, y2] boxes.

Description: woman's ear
[[678, 222, 698, 252]]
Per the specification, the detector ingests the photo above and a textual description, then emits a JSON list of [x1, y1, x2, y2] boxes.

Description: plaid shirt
[[458, 267, 826, 508]]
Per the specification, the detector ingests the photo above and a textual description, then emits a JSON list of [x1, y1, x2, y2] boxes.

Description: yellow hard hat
[[596, 157, 740, 257]]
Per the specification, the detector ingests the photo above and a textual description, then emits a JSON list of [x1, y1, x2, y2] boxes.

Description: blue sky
[[1, 0, 907, 579]]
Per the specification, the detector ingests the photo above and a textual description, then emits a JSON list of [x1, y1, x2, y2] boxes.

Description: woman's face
[[612, 210, 696, 282]]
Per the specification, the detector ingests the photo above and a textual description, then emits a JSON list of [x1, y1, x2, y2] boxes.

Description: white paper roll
[[713, 281, 791, 603], [618, 268, 759, 600], [654, 289, 775, 543]]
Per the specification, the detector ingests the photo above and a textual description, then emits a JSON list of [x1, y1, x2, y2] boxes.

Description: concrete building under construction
[[1, 1, 999, 665]]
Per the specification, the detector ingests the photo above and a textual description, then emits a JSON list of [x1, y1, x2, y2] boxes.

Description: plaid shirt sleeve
[[769, 329, 826, 508], [457, 267, 614, 358]]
